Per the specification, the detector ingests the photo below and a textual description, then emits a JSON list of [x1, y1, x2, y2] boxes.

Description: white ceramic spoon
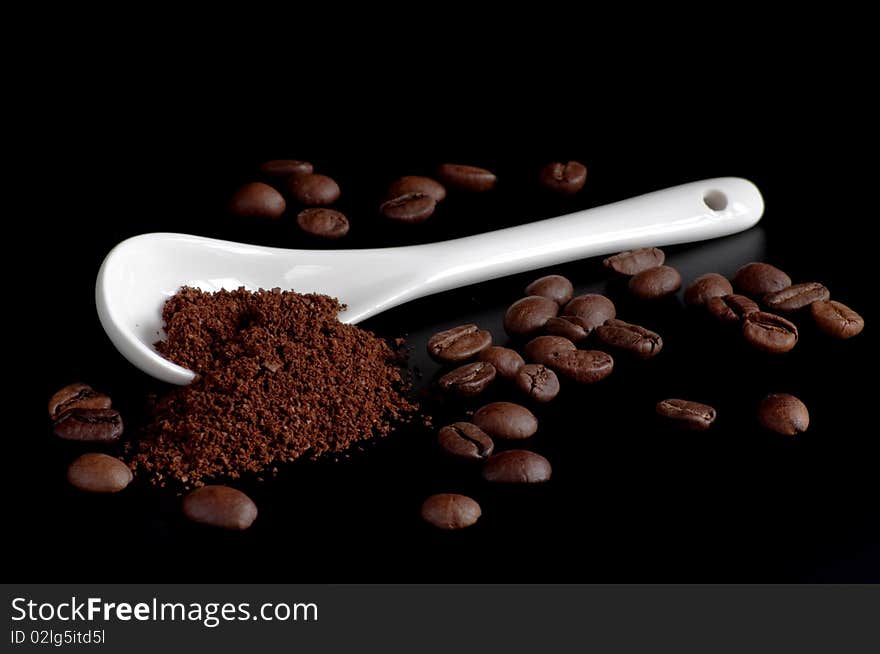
[[96, 177, 763, 385]]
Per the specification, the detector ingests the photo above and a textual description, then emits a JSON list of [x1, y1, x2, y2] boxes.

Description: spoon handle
[[416, 177, 763, 295]]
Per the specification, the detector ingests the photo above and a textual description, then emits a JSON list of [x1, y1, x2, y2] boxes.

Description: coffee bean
[[545, 315, 591, 342], [733, 262, 791, 296], [229, 182, 286, 219], [53, 409, 123, 442], [48, 383, 111, 420], [554, 350, 614, 384], [477, 346, 525, 380], [515, 363, 560, 402], [438, 422, 494, 460], [524, 274, 574, 305], [706, 294, 759, 323], [563, 294, 616, 330], [504, 296, 559, 337], [539, 160, 587, 194], [437, 163, 496, 191], [758, 393, 809, 436], [524, 335, 576, 367], [67, 453, 133, 493], [421, 493, 481, 529], [629, 265, 682, 299], [182, 485, 258, 530], [473, 402, 538, 440], [259, 159, 313, 178], [603, 247, 665, 276], [387, 176, 446, 203], [380, 192, 436, 223], [438, 362, 497, 396], [656, 399, 717, 430], [296, 208, 349, 239], [482, 450, 552, 483], [810, 300, 865, 339], [764, 282, 830, 312], [743, 311, 799, 353], [684, 273, 733, 306], [288, 173, 340, 206], [427, 324, 493, 363], [595, 319, 663, 358]]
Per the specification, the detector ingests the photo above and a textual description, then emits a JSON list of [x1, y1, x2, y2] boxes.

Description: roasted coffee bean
[[554, 350, 614, 384], [437, 422, 494, 460], [545, 315, 591, 342], [427, 324, 493, 363], [482, 450, 552, 483], [48, 383, 111, 420], [656, 399, 717, 430], [810, 300, 865, 339], [473, 402, 538, 440], [524, 274, 574, 305], [603, 247, 665, 276], [421, 493, 481, 529], [629, 265, 682, 299], [67, 453, 133, 493], [706, 294, 759, 323], [438, 362, 497, 396], [764, 282, 830, 312], [684, 273, 733, 306], [437, 163, 496, 191], [595, 319, 663, 358], [380, 192, 437, 223], [228, 182, 286, 219], [758, 393, 809, 436], [524, 335, 577, 367], [563, 294, 616, 330], [515, 364, 560, 402], [288, 173, 340, 206], [743, 311, 799, 353], [296, 208, 349, 239], [53, 409, 123, 442], [182, 485, 258, 530], [387, 176, 446, 203], [259, 159, 313, 178], [504, 296, 559, 337], [733, 262, 791, 295], [477, 346, 525, 380], [539, 160, 587, 194]]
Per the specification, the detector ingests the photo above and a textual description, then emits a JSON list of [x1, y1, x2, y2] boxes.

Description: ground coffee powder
[[127, 287, 415, 486]]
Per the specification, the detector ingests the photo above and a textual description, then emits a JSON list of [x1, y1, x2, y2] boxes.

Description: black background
[[14, 62, 877, 583]]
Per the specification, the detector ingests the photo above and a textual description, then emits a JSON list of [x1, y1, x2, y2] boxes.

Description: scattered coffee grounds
[[128, 286, 416, 486]]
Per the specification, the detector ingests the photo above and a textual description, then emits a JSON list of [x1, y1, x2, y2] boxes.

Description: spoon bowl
[[96, 177, 763, 384]]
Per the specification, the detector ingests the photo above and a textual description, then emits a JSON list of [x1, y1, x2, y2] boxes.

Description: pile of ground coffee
[[127, 286, 415, 486]]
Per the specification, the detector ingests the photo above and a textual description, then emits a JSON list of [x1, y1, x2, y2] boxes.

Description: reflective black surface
[[19, 108, 876, 582]]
